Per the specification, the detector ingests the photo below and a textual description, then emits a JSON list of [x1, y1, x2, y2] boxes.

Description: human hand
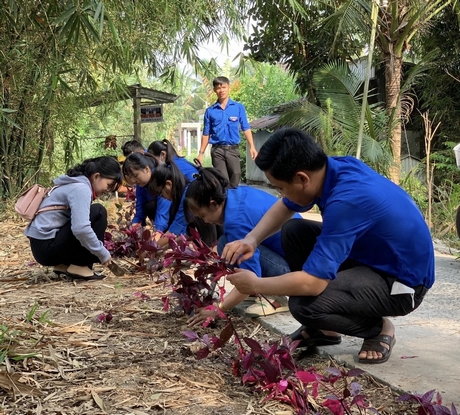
[[102, 257, 112, 267], [249, 147, 258, 160], [196, 153, 204, 164], [226, 268, 258, 295], [222, 237, 257, 265], [187, 307, 219, 327]]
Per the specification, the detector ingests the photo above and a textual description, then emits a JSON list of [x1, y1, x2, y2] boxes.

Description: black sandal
[[289, 326, 342, 348], [358, 334, 396, 364], [66, 272, 106, 281]]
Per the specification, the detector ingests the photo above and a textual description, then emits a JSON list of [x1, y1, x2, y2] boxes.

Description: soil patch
[[0, 217, 419, 414]]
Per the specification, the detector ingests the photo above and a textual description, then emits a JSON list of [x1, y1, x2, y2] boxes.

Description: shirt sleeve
[[68, 186, 110, 263], [166, 196, 188, 236], [302, 199, 372, 280], [132, 186, 147, 225], [155, 196, 171, 232], [203, 108, 210, 136], [224, 216, 263, 277], [239, 104, 251, 131]]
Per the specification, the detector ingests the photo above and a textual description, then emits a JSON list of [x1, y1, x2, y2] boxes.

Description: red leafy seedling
[[398, 390, 458, 415]]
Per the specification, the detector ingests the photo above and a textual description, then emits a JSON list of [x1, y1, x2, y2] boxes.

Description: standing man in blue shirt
[[197, 76, 258, 187], [222, 127, 434, 365]]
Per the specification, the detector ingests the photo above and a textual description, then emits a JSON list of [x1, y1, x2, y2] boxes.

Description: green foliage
[[25, 302, 53, 325], [400, 173, 428, 214], [229, 63, 299, 120], [431, 180, 460, 246], [0, 0, 249, 199], [0, 324, 38, 364], [416, 5, 460, 156], [244, 1, 364, 95], [275, 60, 393, 174]]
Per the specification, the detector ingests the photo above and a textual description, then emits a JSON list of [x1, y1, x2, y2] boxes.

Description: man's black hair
[[255, 128, 327, 182], [212, 76, 230, 87], [121, 140, 144, 157]]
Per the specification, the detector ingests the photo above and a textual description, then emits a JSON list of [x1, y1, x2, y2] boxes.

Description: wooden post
[[133, 87, 142, 143]]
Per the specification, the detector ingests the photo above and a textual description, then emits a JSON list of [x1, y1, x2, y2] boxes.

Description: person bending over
[[148, 139, 198, 181], [122, 152, 171, 232], [185, 167, 304, 325], [222, 127, 434, 364]]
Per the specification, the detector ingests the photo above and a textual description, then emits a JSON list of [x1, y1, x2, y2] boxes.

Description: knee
[[281, 219, 301, 240], [288, 295, 315, 321], [90, 203, 107, 222]]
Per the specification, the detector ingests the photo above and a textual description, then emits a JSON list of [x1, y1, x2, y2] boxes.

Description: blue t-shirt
[[203, 98, 251, 145], [173, 155, 198, 181], [283, 156, 435, 289], [167, 185, 189, 236], [132, 185, 171, 231], [224, 186, 301, 277]]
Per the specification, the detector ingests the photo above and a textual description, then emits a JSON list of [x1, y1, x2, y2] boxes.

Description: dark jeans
[[211, 145, 241, 187], [29, 203, 107, 268], [282, 218, 428, 339]]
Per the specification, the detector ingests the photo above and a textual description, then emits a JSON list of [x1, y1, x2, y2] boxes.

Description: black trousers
[[143, 199, 157, 226], [29, 204, 108, 268], [211, 146, 241, 187], [282, 218, 427, 339]]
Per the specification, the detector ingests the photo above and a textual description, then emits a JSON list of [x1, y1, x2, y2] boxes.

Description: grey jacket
[[24, 175, 110, 263]]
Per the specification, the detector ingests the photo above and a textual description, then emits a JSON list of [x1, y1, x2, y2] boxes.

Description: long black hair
[[122, 152, 158, 178], [67, 156, 122, 192], [151, 161, 189, 227], [147, 139, 181, 162], [184, 167, 232, 220]]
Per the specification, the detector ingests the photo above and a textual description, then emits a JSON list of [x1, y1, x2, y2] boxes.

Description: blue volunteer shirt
[[167, 185, 189, 236], [224, 186, 301, 277], [282, 156, 435, 289], [173, 155, 198, 181], [203, 98, 251, 145], [133, 185, 170, 231]]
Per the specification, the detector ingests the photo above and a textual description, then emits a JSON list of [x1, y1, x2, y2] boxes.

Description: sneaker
[[244, 296, 289, 317]]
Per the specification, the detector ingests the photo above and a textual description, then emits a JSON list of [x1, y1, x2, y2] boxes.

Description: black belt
[[212, 144, 239, 150]]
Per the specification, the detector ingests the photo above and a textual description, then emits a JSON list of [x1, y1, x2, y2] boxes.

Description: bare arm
[[244, 129, 257, 160], [222, 199, 295, 265], [197, 134, 210, 164], [227, 269, 329, 297]]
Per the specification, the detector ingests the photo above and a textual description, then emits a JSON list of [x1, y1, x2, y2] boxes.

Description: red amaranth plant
[[398, 390, 458, 414]]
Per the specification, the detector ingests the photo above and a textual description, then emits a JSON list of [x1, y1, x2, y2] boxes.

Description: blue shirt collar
[[211, 98, 236, 109], [317, 157, 338, 212]]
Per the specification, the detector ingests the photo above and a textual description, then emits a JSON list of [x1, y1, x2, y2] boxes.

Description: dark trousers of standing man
[[29, 204, 107, 268], [281, 218, 428, 339], [211, 145, 241, 187]]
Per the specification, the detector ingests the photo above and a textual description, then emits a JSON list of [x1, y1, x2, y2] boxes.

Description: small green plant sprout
[[25, 302, 53, 325], [0, 324, 38, 364]]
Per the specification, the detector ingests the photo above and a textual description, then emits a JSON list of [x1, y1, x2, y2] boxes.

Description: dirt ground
[[0, 215, 420, 415]]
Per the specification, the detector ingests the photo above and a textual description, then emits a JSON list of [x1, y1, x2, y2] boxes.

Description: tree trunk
[[384, 53, 403, 184]]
